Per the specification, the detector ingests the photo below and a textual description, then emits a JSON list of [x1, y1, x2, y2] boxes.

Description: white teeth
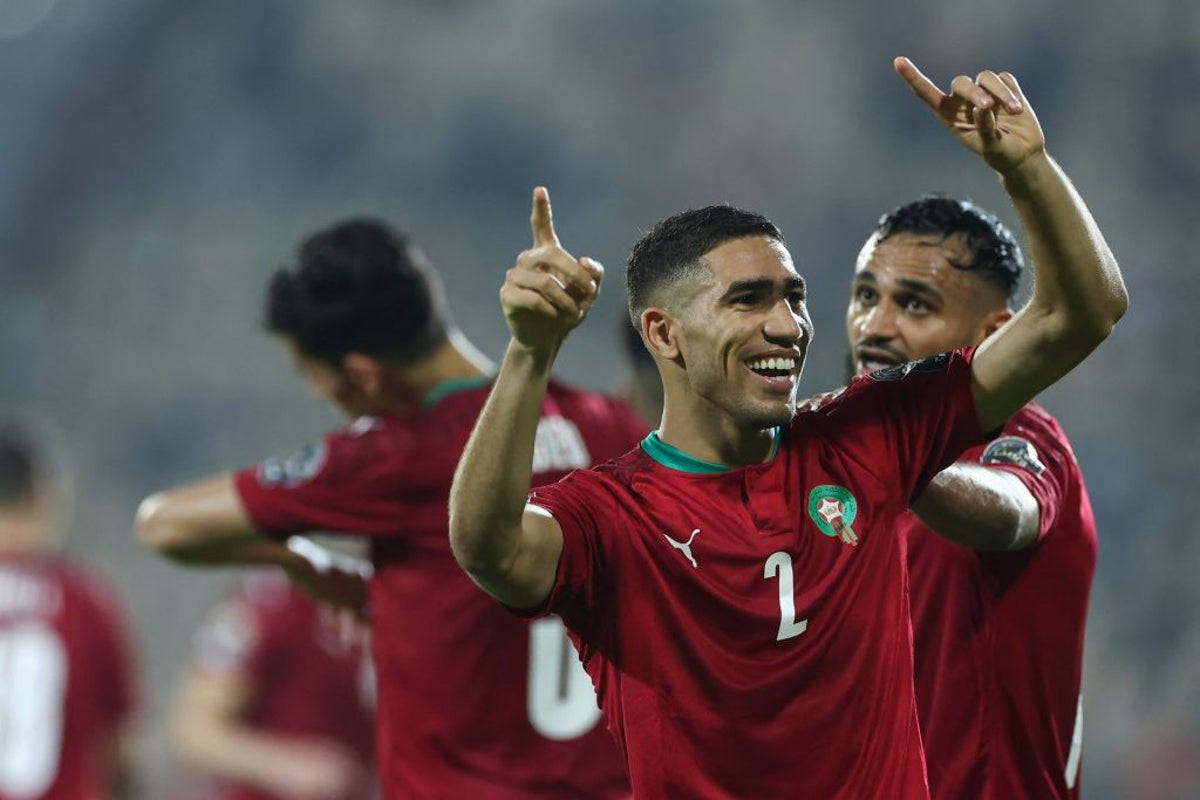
[[749, 357, 796, 372]]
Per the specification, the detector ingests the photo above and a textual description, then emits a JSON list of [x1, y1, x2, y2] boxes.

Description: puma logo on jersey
[[663, 529, 701, 568]]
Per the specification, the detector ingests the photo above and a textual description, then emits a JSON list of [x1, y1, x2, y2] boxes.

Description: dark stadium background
[[1, 1, 1196, 796]]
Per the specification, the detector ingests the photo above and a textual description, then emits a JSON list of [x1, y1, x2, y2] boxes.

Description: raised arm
[[135, 475, 370, 616], [896, 57, 1128, 433], [449, 188, 603, 608]]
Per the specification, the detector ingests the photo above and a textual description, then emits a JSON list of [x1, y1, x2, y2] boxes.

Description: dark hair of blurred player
[[137, 219, 643, 798], [0, 414, 140, 800], [263, 218, 485, 420], [845, 194, 1098, 798]]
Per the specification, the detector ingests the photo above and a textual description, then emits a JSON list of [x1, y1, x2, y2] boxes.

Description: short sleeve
[[233, 426, 404, 539], [523, 471, 613, 622], [812, 348, 986, 503], [970, 409, 1073, 541]]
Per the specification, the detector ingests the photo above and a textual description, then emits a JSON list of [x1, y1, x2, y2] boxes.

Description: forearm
[[911, 463, 1039, 551], [1002, 152, 1127, 330], [449, 340, 555, 586], [175, 713, 326, 795]]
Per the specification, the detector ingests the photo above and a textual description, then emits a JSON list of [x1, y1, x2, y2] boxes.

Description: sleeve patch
[[980, 436, 1045, 475], [257, 441, 328, 488], [867, 351, 951, 382]]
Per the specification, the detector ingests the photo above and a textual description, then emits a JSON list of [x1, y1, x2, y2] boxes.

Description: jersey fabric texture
[[0, 554, 138, 800], [234, 378, 645, 800], [526, 348, 984, 799], [906, 403, 1095, 799], [191, 571, 375, 800]]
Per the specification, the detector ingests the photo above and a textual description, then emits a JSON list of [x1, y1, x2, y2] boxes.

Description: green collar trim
[[422, 375, 493, 408], [639, 428, 781, 474]]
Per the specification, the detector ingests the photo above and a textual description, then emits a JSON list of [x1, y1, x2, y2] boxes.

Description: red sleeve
[[966, 407, 1073, 541], [233, 424, 405, 538], [524, 470, 616, 624], [811, 347, 986, 503]]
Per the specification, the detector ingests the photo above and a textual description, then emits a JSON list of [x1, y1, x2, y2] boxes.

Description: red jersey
[[906, 403, 1095, 799], [191, 571, 375, 800], [526, 349, 984, 799], [234, 378, 645, 799], [0, 554, 138, 800]]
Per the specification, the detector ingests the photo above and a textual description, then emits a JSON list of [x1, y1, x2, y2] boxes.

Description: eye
[[731, 293, 758, 307], [854, 286, 877, 303], [787, 291, 807, 310], [903, 297, 930, 313]]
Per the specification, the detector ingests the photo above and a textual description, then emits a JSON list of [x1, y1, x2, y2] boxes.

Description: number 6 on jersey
[[764, 551, 808, 641]]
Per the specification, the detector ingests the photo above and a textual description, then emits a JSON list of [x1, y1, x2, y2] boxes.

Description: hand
[[268, 739, 368, 800], [500, 187, 604, 357], [895, 57, 1045, 176], [283, 536, 371, 621]]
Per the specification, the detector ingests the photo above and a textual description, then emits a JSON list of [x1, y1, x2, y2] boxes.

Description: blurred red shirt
[[234, 378, 645, 799], [0, 554, 138, 800]]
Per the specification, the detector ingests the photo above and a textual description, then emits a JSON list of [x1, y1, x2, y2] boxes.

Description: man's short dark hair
[[266, 219, 449, 366], [627, 205, 783, 325], [873, 196, 1024, 304], [0, 429, 35, 508]]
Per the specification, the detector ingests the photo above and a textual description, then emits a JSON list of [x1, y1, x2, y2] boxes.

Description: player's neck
[[399, 331, 495, 411], [657, 403, 777, 468], [0, 513, 56, 554]]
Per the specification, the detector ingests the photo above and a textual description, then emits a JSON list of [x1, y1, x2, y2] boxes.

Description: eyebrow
[[721, 276, 807, 300], [853, 270, 942, 302]]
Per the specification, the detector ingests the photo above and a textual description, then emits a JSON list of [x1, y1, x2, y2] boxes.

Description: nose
[[858, 300, 898, 341], [764, 298, 807, 346]]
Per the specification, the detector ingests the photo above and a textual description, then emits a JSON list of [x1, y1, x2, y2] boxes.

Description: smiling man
[[847, 195, 1098, 799], [449, 58, 1127, 798]]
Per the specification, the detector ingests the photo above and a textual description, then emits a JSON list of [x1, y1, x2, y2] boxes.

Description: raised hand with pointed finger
[[894, 57, 1045, 176], [500, 187, 604, 358]]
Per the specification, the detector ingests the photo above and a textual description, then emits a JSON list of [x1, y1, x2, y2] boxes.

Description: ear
[[342, 352, 386, 397], [642, 307, 682, 363], [979, 307, 1013, 340]]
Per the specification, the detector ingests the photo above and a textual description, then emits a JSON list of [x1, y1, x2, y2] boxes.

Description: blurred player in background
[[0, 414, 139, 800], [448, 56, 1126, 798], [844, 193, 1096, 799], [171, 568, 375, 800], [137, 219, 644, 799]]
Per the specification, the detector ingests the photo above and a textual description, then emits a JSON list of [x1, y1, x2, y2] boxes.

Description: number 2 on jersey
[[764, 551, 808, 641]]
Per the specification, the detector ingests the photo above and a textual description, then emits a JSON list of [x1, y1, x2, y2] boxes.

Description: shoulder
[[985, 403, 1078, 473], [530, 447, 647, 505]]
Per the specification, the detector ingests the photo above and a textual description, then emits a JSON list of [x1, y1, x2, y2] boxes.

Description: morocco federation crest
[[807, 485, 859, 546]]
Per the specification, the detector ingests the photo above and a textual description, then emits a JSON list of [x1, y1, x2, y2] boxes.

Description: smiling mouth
[[746, 355, 800, 391]]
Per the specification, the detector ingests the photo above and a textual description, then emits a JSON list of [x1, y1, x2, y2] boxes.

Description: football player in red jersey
[[448, 58, 1127, 798], [0, 415, 140, 800], [136, 219, 642, 799], [170, 568, 375, 800], [846, 202, 1096, 796]]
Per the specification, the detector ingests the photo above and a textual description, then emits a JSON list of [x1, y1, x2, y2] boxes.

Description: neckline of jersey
[[422, 375, 494, 408], [639, 428, 781, 474]]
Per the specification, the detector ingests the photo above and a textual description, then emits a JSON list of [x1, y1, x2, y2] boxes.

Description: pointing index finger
[[894, 56, 947, 112], [530, 186, 560, 248]]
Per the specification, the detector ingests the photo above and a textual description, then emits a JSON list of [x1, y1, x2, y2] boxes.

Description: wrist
[[998, 150, 1054, 194], [505, 338, 560, 374]]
